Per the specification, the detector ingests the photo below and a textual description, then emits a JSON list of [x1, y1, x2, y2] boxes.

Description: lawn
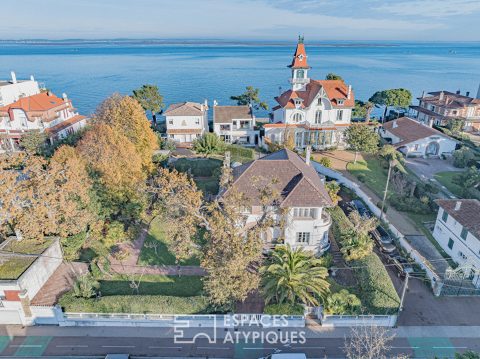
[[138, 217, 200, 266], [173, 158, 221, 195], [434, 171, 464, 197], [346, 155, 388, 197], [0, 238, 53, 280]]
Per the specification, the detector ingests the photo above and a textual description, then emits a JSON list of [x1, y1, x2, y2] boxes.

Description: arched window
[[292, 113, 303, 123], [296, 69, 304, 79], [315, 110, 322, 124]]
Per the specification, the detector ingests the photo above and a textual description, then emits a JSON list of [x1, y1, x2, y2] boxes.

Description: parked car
[[350, 199, 371, 218], [261, 354, 307, 359], [371, 225, 396, 253], [389, 255, 414, 277]]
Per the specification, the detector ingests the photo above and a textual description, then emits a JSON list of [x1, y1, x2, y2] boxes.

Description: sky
[[1, 0, 480, 41]]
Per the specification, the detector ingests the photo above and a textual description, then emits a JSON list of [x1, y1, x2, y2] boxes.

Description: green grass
[[173, 158, 222, 177], [0, 239, 53, 280], [434, 171, 464, 197], [99, 275, 204, 296], [138, 217, 200, 266], [59, 292, 210, 314], [346, 155, 388, 197], [194, 177, 219, 196]]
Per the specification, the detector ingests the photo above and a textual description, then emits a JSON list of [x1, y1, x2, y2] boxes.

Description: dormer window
[[298, 54, 304, 61], [338, 99, 344, 105]]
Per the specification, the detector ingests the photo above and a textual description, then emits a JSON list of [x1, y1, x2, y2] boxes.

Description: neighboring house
[[379, 117, 458, 158], [433, 199, 480, 288], [264, 36, 355, 150], [409, 88, 480, 132], [0, 91, 88, 152], [0, 72, 40, 107], [0, 239, 62, 325], [221, 148, 333, 254], [164, 101, 209, 146], [213, 104, 259, 146]]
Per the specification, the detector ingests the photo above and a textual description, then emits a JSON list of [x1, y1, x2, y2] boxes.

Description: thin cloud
[[377, 0, 480, 17]]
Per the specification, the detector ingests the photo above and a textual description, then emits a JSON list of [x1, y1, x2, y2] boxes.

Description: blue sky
[[2, 0, 480, 41]]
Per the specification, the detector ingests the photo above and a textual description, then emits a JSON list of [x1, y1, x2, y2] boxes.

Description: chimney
[[439, 91, 444, 101], [347, 85, 352, 99], [428, 118, 434, 128], [421, 90, 425, 98], [30, 75, 35, 82], [204, 99, 208, 109], [455, 201, 462, 211], [213, 100, 218, 107], [305, 145, 311, 166], [466, 91, 470, 97], [392, 120, 398, 128], [62, 92, 68, 101], [10, 71, 17, 84], [456, 90, 461, 95]]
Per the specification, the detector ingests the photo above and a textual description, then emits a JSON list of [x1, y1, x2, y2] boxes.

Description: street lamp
[[380, 159, 397, 221]]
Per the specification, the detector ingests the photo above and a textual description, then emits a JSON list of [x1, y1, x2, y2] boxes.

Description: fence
[[312, 161, 443, 295], [320, 314, 398, 328]]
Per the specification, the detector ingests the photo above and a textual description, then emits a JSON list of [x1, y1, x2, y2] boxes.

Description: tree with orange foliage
[[95, 94, 158, 173]]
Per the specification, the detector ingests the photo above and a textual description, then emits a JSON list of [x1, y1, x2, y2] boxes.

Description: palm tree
[[260, 244, 330, 306]]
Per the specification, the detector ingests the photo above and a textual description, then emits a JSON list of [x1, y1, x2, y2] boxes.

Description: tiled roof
[[289, 42, 310, 69], [44, 115, 87, 134], [164, 102, 206, 116], [213, 105, 252, 124], [223, 149, 332, 208], [420, 91, 480, 108], [435, 199, 480, 239], [0, 92, 70, 122], [382, 117, 454, 146], [275, 79, 354, 109]]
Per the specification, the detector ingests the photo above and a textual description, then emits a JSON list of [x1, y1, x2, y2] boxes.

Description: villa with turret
[[264, 37, 355, 150]]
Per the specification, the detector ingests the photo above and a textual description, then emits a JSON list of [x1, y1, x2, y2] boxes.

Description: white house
[[264, 36, 355, 150], [213, 104, 259, 146], [221, 148, 332, 254], [433, 199, 480, 288], [0, 72, 41, 107], [379, 117, 458, 158], [164, 101, 209, 146], [0, 91, 88, 152]]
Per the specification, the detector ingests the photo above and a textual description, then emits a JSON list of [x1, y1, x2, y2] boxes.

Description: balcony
[[289, 78, 310, 85]]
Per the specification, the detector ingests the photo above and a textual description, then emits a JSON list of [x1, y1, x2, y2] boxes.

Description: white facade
[[433, 204, 480, 288], [165, 102, 209, 145], [213, 117, 258, 146], [0, 72, 40, 107]]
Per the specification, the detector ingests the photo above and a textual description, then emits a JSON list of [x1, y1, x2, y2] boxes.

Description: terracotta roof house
[[213, 104, 259, 147], [164, 101, 208, 147], [409, 88, 480, 132], [433, 199, 480, 289], [221, 148, 332, 254], [379, 117, 458, 158], [264, 36, 355, 150], [0, 90, 88, 152]]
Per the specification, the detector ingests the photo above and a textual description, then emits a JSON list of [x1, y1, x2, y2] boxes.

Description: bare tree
[[144, 240, 160, 256], [129, 268, 146, 295], [343, 325, 407, 359]]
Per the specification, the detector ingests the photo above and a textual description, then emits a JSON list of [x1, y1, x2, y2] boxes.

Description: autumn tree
[[95, 94, 158, 173], [231, 86, 268, 111], [19, 131, 48, 156], [77, 124, 146, 220], [369, 88, 412, 123], [344, 124, 379, 163], [132, 84, 164, 126]]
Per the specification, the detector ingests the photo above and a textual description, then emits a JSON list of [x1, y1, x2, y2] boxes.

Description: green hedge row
[[328, 206, 353, 240], [352, 254, 400, 314], [225, 144, 255, 162], [59, 292, 210, 314], [173, 158, 222, 177]]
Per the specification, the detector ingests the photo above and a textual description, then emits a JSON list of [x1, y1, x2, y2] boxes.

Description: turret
[[288, 36, 310, 91]]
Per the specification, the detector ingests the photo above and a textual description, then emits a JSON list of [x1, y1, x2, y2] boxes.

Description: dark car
[[389, 255, 414, 277], [372, 225, 396, 253], [350, 199, 371, 218]]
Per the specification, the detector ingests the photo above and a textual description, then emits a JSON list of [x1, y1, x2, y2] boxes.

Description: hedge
[[328, 206, 353, 240], [173, 158, 222, 177], [263, 303, 304, 315], [225, 144, 255, 163], [59, 292, 210, 314], [352, 254, 400, 314]]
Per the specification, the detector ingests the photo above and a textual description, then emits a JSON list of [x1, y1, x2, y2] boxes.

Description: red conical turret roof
[[288, 35, 310, 69]]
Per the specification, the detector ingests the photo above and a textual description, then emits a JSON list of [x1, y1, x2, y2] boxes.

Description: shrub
[[59, 292, 210, 314], [325, 181, 341, 204], [225, 144, 255, 162], [102, 221, 128, 248], [389, 194, 432, 214], [263, 303, 304, 315], [357, 173, 366, 182], [324, 289, 362, 315], [453, 147, 476, 168], [193, 133, 225, 155], [352, 254, 400, 314], [318, 156, 332, 168], [73, 274, 100, 299], [61, 232, 87, 261]]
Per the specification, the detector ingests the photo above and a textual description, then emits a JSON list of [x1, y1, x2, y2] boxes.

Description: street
[[1, 326, 480, 358]]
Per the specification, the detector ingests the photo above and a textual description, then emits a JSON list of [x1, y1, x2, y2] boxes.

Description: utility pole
[[399, 272, 410, 311], [380, 159, 396, 221]]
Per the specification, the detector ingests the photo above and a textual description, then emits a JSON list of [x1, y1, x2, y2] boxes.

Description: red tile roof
[[382, 117, 455, 146], [289, 42, 310, 69], [44, 115, 87, 134], [0, 92, 70, 122], [274, 79, 354, 109]]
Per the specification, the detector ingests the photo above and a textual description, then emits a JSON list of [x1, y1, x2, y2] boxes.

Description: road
[[0, 328, 480, 358]]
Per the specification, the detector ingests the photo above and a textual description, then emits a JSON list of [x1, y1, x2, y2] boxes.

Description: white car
[[261, 354, 307, 359]]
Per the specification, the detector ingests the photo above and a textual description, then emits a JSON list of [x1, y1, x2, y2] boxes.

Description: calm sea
[[0, 40, 479, 117]]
